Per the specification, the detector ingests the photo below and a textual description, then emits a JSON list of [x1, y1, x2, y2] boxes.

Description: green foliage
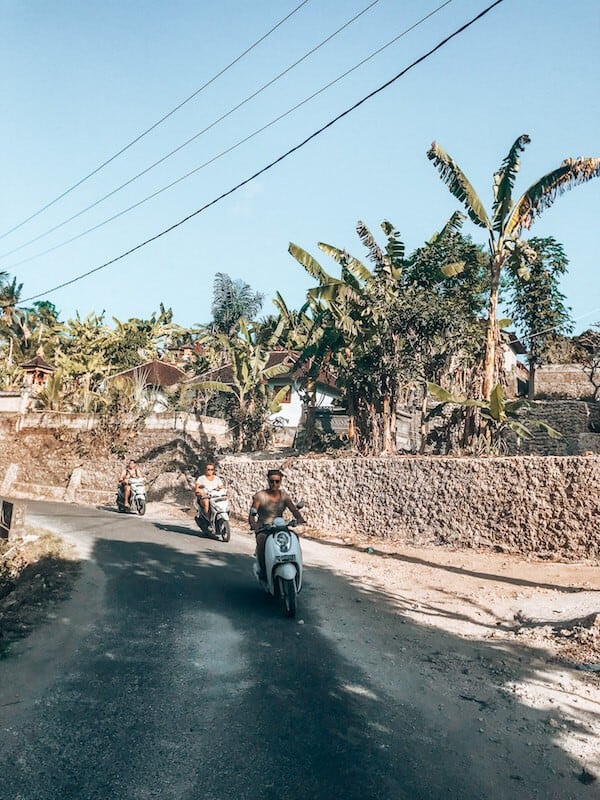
[[427, 381, 561, 454], [505, 237, 573, 372], [287, 217, 487, 454], [210, 273, 264, 334], [428, 135, 600, 400], [190, 318, 289, 451]]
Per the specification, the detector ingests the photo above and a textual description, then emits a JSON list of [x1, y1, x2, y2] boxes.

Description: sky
[[1, 0, 599, 336]]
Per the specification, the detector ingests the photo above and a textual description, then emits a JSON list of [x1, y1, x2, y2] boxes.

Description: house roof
[[19, 354, 55, 372], [502, 331, 527, 355], [190, 350, 340, 393], [107, 359, 187, 387]]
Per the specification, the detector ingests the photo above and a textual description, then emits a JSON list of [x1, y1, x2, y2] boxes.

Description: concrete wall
[[12, 410, 230, 444], [218, 455, 600, 560]]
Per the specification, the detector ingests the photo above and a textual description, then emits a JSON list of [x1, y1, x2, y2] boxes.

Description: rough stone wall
[[1, 417, 599, 560], [509, 401, 600, 456], [218, 455, 600, 560], [535, 364, 594, 399]]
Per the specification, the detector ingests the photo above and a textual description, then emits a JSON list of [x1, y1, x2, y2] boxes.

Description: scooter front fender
[[273, 562, 297, 581]]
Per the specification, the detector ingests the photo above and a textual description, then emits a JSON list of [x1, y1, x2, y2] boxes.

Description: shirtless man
[[248, 469, 306, 577]]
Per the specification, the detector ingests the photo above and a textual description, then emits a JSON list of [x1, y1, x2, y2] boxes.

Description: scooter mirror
[[296, 501, 305, 510]]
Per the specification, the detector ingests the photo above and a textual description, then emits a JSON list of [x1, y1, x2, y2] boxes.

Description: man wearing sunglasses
[[249, 469, 306, 579], [194, 461, 226, 518]]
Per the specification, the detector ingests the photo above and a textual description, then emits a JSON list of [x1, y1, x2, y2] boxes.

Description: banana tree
[[427, 381, 560, 454], [190, 318, 291, 451], [288, 216, 475, 455], [427, 135, 600, 399]]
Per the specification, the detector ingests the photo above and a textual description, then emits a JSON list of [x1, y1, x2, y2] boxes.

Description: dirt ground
[[1, 502, 599, 785]]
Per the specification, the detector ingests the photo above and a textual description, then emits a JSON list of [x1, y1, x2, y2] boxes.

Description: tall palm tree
[[0, 276, 30, 360], [427, 134, 600, 399], [210, 272, 264, 335]]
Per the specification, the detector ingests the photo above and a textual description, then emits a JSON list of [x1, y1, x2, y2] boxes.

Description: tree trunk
[[482, 264, 502, 400], [418, 387, 429, 454], [381, 394, 397, 454], [528, 359, 536, 401]]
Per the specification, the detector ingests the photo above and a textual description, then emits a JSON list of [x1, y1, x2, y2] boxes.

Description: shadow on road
[[2, 525, 596, 800]]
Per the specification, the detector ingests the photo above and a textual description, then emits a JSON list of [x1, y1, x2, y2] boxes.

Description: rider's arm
[[284, 494, 306, 526], [248, 494, 260, 531], [119, 469, 128, 484]]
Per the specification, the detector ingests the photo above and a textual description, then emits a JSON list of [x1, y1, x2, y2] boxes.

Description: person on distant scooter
[[119, 459, 143, 509], [249, 469, 306, 579], [194, 462, 226, 523]]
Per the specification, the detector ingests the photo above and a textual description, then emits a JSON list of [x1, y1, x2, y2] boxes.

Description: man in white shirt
[[194, 462, 225, 518]]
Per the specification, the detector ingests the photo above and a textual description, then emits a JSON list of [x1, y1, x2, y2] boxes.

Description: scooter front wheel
[[281, 578, 297, 618], [216, 517, 230, 542], [135, 497, 146, 516]]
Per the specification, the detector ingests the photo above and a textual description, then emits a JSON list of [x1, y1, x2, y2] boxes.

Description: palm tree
[[210, 273, 264, 335], [427, 135, 600, 399], [0, 276, 31, 362]]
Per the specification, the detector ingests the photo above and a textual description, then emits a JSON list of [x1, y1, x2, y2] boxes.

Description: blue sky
[[1, 0, 599, 334]]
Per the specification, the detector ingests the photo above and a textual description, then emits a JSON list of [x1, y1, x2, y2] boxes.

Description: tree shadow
[[1, 530, 596, 799], [0, 553, 81, 657]]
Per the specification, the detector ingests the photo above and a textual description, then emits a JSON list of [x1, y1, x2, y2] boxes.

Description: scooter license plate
[[276, 554, 296, 563]]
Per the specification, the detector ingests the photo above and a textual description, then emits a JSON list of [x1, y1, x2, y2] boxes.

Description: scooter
[[250, 506, 304, 618], [116, 477, 146, 516], [195, 489, 231, 542]]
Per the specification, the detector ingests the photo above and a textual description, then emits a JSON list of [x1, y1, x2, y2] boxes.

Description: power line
[[0, 0, 311, 242], [527, 309, 600, 342], [1, 0, 383, 262], [20, 0, 505, 305], [5, 0, 453, 272]]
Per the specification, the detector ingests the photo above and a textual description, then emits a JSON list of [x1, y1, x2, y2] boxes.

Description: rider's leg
[[124, 483, 131, 507], [256, 532, 267, 576], [201, 496, 210, 516]]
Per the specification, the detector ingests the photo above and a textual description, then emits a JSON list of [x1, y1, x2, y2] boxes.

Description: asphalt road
[[0, 502, 589, 799]]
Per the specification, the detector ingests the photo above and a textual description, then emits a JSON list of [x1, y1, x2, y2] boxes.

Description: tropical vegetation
[[1, 135, 598, 455]]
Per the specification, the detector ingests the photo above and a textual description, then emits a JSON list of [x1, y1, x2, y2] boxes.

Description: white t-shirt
[[195, 474, 224, 495]]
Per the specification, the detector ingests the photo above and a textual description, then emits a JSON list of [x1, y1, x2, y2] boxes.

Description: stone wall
[[535, 364, 594, 399], [509, 401, 600, 456], [0, 416, 598, 560], [218, 455, 600, 560]]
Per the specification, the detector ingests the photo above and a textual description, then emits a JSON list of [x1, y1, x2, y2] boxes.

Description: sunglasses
[[269, 478, 281, 484], [206, 468, 215, 472]]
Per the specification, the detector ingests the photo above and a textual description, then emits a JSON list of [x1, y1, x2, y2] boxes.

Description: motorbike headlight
[[275, 531, 291, 552]]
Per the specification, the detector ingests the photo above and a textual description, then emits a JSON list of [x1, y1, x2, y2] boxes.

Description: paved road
[[0, 502, 587, 799]]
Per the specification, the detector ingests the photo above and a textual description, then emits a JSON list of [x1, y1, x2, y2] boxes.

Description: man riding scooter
[[249, 468, 306, 580], [118, 459, 143, 510], [194, 461, 226, 531]]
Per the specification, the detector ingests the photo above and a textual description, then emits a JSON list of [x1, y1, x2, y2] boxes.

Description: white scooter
[[250, 506, 304, 618], [116, 477, 146, 516], [195, 489, 231, 542]]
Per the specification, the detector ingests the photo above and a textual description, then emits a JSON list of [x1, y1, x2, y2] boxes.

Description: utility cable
[[0, 0, 311, 242], [526, 309, 600, 342], [5, 0, 453, 272], [1, 0, 383, 261], [20, 0, 505, 304]]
